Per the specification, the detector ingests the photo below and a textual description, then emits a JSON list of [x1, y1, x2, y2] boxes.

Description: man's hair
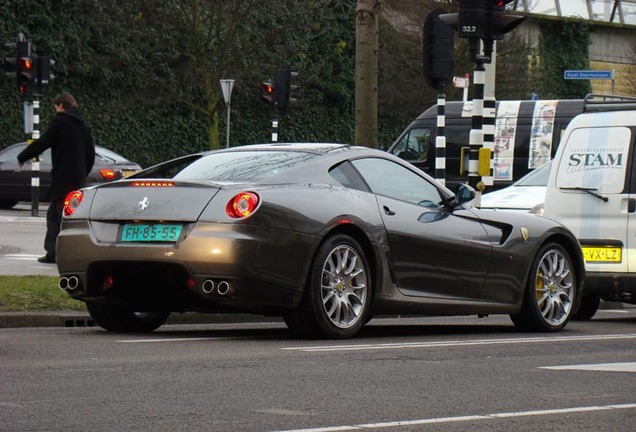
[[53, 92, 79, 109]]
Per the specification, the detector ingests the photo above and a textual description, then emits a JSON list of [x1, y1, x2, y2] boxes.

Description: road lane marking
[[118, 337, 246, 343], [270, 403, 636, 432], [1, 253, 41, 260], [282, 334, 636, 352], [540, 362, 636, 373]]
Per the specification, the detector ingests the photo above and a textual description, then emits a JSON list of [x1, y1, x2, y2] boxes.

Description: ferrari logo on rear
[[520, 227, 529, 241], [138, 197, 149, 212]]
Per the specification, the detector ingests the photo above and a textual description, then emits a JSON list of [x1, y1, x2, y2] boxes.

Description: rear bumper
[[56, 220, 317, 312]]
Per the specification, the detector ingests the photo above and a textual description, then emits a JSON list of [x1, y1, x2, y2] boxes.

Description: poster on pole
[[493, 101, 520, 181], [528, 100, 558, 169]]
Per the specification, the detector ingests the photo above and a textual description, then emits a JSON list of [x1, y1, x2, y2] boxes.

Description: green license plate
[[121, 224, 182, 242]]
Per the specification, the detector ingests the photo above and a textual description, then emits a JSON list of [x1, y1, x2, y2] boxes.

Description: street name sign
[[564, 70, 614, 80]]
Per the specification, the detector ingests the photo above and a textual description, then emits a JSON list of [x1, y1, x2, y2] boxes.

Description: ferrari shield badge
[[138, 197, 149, 212], [520, 227, 529, 241]]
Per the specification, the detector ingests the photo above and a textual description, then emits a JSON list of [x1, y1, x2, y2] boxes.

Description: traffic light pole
[[271, 115, 278, 142], [26, 96, 40, 217], [468, 41, 486, 205], [435, 85, 447, 186]]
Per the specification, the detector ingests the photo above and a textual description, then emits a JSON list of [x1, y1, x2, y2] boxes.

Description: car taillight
[[226, 192, 259, 218], [63, 190, 84, 216], [99, 169, 117, 180]]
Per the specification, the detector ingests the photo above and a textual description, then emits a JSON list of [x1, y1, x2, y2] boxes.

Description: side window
[[329, 161, 368, 192], [389, 127, 431, 161], [556, 126, 631, 194], [351, 158, 443, 207]]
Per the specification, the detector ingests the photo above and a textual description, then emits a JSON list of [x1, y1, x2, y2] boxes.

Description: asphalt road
[[1, 202, 635, 431], [1, 313, 635, 432]]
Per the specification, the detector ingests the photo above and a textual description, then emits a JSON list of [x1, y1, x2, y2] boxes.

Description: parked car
[[0, 142, 141, 209], [480, 161, 551, 215], [56, 143, 585, 339]]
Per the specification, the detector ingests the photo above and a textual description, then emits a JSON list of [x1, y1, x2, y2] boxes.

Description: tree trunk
[[355, 0, 380, 148]]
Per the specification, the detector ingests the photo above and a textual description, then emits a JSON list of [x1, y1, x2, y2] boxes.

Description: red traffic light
[[260, 81, 275, 106], [17, 57, 32, 70]]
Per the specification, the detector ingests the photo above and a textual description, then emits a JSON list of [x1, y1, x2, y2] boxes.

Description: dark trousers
[[44, 200, 63, 259]]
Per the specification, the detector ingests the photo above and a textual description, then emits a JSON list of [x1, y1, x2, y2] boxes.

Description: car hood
[[480, 186, 546, 211]]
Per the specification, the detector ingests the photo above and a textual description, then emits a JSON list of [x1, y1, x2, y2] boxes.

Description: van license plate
[[121, 224, 182, 242], [582, 246, 622, 263]]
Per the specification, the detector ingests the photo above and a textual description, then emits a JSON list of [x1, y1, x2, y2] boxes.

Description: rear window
[[174, 150, 317, 182]]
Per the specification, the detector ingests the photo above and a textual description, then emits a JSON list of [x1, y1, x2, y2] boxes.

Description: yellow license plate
[[582, 246, 622, 263], [122, 169, 137, 178]]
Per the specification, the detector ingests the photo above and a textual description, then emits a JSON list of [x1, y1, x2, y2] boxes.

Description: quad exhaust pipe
[[59, 276, 80, 291], [201, 279, 234, 297]]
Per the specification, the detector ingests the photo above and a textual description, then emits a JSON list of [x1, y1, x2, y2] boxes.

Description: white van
[[544, 94, 636, 319]]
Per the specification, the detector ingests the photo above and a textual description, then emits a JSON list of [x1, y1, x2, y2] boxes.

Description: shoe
[[37, 255, 56, 264]]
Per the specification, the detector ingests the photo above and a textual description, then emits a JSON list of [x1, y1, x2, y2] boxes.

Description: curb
[[0, 311, 283, 329]]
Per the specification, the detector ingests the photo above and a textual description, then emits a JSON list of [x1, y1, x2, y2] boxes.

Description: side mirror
[[453, 184, 475, 207]]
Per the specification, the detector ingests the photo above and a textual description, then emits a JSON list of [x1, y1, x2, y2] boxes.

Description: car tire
[[285, 234, 371, 339], [510, 242, 576, 332], [86, 302, 170, 333], [572, 294, 601, 321]]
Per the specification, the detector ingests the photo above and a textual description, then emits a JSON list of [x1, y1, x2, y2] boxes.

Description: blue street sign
[[564, 70, 614, 80]]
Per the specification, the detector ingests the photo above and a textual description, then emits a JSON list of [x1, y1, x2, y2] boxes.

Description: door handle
[[383, 206, 396, 216], [628, 198, 636, 213]]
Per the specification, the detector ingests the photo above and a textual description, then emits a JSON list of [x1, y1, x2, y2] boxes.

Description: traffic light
[[260, 80, 275, 106], [16, 47, 34, 96], [3, 38, 33, 95], [3, 43, 17, 78], [35, 56, 54, 92], [422, 9, 454, 89], [487, 0, 525, 40], [275, 64, 297, 116], [439, 0, 524, 40]]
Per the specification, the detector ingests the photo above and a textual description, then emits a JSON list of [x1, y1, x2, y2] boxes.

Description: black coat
[[17, 107, 95, 200]]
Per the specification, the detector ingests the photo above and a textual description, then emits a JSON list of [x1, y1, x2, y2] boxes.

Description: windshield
[[516, 161, 551, 187], [174, 150, 317, 182]]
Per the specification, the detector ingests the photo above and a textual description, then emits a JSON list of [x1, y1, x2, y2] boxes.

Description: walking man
[[17, 92, 95, 263]]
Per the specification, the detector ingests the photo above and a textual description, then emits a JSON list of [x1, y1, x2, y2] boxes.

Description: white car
[[480, 161, 551, 215]]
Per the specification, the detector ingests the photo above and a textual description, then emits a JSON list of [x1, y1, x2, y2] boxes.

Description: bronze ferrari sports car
[[56, 143, 585, 338]]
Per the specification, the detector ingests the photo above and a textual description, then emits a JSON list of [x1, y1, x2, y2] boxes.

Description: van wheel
[[86, 303, 170, 332], [572, 295, 601, 321], [511, 242, 576, 332], [285, 234, 371, 339]]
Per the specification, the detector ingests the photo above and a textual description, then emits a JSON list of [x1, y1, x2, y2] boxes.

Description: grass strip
[[0, 275, 85, 312]]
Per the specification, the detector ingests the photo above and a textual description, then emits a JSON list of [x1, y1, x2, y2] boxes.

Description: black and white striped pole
[[31, 97, 40, 217], [435, 90, 446, 186], [23, 96, 40, 217], [271, 115, 278, 142], [467, 39, 486, 204], [423, 9, 454, 186]]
